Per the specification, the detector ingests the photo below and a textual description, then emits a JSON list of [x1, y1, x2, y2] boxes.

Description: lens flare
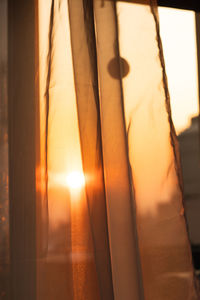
[[66, 171, 85, 189]]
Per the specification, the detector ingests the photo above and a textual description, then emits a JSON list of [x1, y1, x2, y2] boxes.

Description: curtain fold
[[68, 0, 114, 299], [38, 0, 200, 299], [93, 2, 144, 300]]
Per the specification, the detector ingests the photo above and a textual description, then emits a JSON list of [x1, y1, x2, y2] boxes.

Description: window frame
[[158, 0, 200, 12]]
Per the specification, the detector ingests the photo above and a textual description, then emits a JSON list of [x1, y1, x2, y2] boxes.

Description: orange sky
[[159, 7, 199, 134]]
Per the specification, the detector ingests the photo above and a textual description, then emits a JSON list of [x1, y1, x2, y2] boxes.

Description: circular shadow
[[107, 57, 130, 79]]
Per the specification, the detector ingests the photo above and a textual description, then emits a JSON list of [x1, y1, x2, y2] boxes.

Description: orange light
[[66, 171, 85, 190]]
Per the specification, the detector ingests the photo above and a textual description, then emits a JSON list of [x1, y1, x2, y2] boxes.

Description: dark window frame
[[158, 0, 200, 12]]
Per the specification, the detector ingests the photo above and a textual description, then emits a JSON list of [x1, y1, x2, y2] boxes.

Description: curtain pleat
[[93, 1, 144, 300], [68, 1, 114, 299], [37, 0, 200, 299], [38, 1, 74, 298]]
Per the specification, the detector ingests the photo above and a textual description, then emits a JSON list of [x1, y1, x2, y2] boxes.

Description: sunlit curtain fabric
[[38, 0, 199, 299]]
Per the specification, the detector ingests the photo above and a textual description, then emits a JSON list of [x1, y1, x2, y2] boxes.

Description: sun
[[66, 171, 85, 190]]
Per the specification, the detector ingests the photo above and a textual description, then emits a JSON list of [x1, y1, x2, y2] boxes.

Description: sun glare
[[66, 171, 85, 190]]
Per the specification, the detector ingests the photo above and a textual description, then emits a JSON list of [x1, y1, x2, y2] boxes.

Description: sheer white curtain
[[36, 0, 200, 299]]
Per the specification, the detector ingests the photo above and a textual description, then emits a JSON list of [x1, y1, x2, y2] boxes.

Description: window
[[159, 6, 200, 274], [1, 1, 200, 299]]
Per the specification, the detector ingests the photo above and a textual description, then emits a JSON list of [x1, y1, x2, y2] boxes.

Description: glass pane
[[159, 7, 200, 274]]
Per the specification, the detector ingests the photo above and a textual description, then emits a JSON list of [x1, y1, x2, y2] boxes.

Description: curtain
[[37, 0, 200, 299]]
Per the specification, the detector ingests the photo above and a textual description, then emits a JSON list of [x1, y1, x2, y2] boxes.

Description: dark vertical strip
[[45, 0, 54, 193], [194, 12, 200, 293], [82, 0, 99, 108], [195, 13, 200, 133], [82, 0, 104, 188], [8, 0, 37, 298], [0, 0, 10, 299], [68, 0, 114, 298], [44, 0, 55, 249]]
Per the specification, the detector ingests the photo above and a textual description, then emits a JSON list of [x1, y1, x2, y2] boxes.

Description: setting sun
[[66, 171, 85, 190]]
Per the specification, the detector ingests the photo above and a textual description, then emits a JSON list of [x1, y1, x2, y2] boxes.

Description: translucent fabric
[[37, 0, 199, 299]]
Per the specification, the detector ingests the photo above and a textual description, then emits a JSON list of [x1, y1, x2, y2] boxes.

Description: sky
[[159, 7, 199, 135]]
